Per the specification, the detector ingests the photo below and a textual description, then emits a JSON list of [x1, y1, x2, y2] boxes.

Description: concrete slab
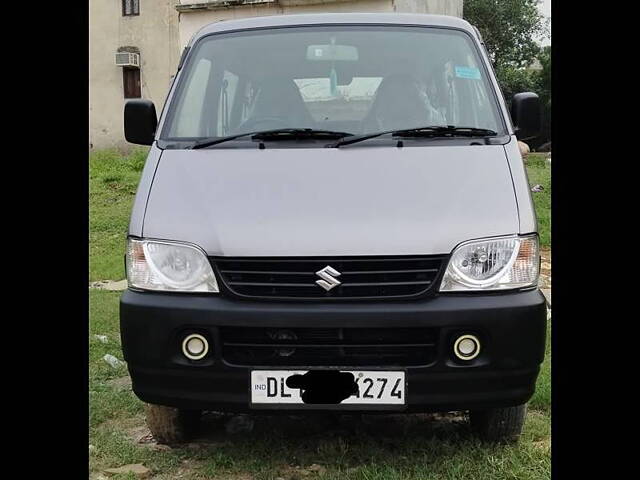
[[90, 279, 127, 291], [541, 288, 551, 306]]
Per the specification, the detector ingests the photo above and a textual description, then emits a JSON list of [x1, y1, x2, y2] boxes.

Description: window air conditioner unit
[[115, 52, 140, 68]]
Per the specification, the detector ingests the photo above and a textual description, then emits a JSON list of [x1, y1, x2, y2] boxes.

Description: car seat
[[361, 74, 432, 132], [239, 78, 316, 131]]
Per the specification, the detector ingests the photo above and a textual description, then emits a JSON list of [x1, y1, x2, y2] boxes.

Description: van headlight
[[440, 235, 539, 292], [126, 238, 219, 293]]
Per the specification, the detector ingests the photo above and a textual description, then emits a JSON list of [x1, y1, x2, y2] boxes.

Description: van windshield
[[161, 25, 504, 144]]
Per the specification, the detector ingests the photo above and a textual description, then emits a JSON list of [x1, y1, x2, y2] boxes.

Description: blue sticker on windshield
[[455, 66, 481, 80]]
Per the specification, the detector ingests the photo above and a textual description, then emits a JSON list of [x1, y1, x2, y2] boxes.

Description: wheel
[[144, 403, 201, 444], [469, 404, 527, 443]]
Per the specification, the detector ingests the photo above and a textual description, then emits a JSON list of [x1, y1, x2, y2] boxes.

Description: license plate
[[250, 370, 406, 406]]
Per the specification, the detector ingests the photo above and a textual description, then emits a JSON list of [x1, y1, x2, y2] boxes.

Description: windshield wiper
[[192, 128, 353, 149], [326, 126, 497, 148]]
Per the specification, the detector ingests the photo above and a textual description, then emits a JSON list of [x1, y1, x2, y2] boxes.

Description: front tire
[[144, 403, 201, 444], [469, 404, 527, 443]]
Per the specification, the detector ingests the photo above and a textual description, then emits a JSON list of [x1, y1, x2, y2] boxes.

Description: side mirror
[[510, 92, 541, 141], [124, 99, 157, 145]]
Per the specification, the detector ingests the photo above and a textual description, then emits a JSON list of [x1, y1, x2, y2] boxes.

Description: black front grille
[[220, 327, 438, 367], [213, 256, 446, 300]]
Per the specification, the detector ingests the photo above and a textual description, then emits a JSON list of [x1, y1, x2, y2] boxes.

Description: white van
[[121, 13, 546, 444]]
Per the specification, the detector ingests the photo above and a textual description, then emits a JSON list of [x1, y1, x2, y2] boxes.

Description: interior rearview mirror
[[306, 44, 359, 62], [510, 92, 541, 141], [124, 99, 157, 145]]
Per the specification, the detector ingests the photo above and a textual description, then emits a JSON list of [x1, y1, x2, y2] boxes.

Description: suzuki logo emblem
[[315, 266, 341, 291]]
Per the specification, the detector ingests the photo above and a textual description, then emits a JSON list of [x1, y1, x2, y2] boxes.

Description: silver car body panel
[[128, 144, 162, 237], [140, 145, 521, 257], [503, 136, 537, 233]]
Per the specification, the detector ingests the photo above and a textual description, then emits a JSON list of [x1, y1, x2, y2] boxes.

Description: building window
[[123, 68, 141, 98], [122, 0, 140, 16]]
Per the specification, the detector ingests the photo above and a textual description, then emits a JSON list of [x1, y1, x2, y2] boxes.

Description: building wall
[[89, 0, 462, 150], [177, 0, 463, 48], [89, 1, 180, 150]]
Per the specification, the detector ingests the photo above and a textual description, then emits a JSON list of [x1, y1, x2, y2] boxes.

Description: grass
[[525, 153, 551, 247], [89, 149, 551, 479], [89, 148, 148, 282]]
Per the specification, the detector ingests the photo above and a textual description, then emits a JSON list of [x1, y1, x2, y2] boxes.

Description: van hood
[[142, 145, 519, 256]]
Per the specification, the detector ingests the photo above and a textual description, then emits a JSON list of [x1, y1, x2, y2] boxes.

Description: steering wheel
[[239, 116, 290, 132]]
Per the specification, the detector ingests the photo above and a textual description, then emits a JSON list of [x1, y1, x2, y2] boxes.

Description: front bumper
[[120, 289, 547, 412]]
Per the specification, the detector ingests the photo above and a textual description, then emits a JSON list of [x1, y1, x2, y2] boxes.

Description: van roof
[[191, 13, 476, 43]]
